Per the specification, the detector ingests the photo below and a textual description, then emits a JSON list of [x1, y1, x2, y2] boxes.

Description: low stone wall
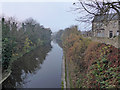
[[88, 36, 120, 48]]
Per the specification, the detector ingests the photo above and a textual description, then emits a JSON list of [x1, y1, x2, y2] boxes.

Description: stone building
[[92, 14, 119, 38]]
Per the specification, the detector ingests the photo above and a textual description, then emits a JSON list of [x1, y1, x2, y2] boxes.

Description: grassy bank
[[63, 38, 120, 88], [61, 27, 120, 88]]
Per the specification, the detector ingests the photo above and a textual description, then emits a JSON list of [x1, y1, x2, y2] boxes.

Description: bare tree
[[73, 0, 120, 33]]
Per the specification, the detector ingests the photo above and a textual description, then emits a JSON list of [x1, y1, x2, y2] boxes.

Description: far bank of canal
[[2, 41, 64, 88]]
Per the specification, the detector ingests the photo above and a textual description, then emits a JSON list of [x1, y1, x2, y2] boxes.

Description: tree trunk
[[118, 12, 120, 35], [118, 12, 120, 48]]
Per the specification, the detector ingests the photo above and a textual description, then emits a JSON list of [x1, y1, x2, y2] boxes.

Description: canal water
[[2, 41, 63, 88]]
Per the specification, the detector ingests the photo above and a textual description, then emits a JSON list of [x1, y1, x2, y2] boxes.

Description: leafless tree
[[73, 0, 120, 33]]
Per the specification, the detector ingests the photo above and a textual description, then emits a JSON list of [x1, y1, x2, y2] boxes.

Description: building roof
[[93, 13, 118, 22]]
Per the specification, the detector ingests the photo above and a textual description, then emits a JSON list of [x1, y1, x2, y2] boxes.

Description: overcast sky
[[1, 1, 91, 32]]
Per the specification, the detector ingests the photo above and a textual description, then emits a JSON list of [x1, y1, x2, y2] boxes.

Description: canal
[[2, 41, 63, 88]]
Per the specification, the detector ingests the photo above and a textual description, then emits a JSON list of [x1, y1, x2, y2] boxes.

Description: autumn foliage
[[84, 43, 120, 88], [61, 26, 120, 88]]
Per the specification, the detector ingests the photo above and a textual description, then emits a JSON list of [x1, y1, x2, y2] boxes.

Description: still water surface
[[3, 41, 63, 88]]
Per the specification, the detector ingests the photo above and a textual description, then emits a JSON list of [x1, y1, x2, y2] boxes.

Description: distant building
[[92, 14, 119, 38]]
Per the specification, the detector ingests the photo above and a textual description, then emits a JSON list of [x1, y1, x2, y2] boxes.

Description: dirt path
[[66, 58, 70, 88], [62, 56, 66, 88]]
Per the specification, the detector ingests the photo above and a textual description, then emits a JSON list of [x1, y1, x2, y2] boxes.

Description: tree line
[[1, 17, 52, 71]]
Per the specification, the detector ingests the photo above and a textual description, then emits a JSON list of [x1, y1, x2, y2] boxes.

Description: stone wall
[[88, 36, 120, 48]]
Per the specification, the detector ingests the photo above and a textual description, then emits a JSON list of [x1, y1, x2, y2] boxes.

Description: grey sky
[[2, 2, 89, 32]]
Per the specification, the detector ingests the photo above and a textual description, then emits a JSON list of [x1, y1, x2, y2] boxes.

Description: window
[[117, 31, 119, 36], [109, 31, 113, 38], [97, 32, 104, 37]]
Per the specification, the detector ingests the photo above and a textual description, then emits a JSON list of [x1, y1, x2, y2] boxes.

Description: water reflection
[[2, 44, 52, 88]]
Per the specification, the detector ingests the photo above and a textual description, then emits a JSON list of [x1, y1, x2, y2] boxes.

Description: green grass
[[61, 81, 64, 88]]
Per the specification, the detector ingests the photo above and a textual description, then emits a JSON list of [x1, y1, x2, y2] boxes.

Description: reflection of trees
[[52, 30, 64, 48], [54, 40, 62, 49], [2, 44, 52, 88]]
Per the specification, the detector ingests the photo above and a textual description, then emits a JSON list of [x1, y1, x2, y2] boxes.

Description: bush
[[84, 43, 120, 88]]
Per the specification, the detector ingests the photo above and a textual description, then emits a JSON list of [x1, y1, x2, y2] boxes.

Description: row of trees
[[1, 17, 52, 71]]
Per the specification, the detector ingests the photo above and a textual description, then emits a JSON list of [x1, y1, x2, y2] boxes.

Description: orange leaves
[[84, 42, 99, 66], [62, 29, 91, 68], [63, 27, 120, 88]]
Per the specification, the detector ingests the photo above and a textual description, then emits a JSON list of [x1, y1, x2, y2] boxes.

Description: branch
[[80, 2, 96, 15]]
